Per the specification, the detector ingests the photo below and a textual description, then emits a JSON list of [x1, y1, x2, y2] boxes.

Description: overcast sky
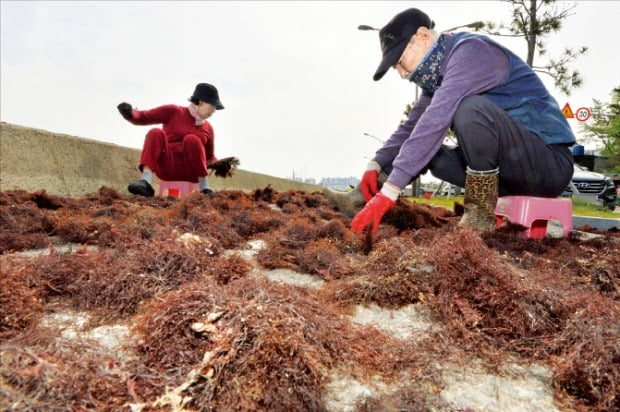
[[1, 1, 619, 182]]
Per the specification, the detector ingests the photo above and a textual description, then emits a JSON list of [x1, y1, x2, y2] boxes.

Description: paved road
[[575, 200, 619, 230]]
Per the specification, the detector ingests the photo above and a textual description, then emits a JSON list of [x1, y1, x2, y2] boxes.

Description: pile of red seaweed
[[1, 186, 618, 411]]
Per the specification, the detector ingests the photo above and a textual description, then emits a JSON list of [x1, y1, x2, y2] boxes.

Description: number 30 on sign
[[575, 107, 591, 122]]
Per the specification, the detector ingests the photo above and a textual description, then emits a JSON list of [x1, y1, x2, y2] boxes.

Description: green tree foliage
[[581, 87, 620, 173], [479, 0, 587, 95]]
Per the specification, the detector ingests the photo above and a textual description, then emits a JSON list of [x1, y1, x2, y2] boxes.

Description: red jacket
[[128, 104, 216, 164]]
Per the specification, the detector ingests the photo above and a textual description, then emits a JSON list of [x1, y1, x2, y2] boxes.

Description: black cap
[[373, 8, 435, 81], [190, 83, 224, 110]]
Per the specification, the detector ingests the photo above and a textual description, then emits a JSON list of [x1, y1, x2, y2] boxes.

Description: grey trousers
[[427, 96, 574, 197]]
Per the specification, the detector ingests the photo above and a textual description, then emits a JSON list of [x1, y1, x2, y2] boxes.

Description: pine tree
[[478, 0, 587, 95]]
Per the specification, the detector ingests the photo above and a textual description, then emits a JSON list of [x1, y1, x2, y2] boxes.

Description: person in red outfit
[[118, 83, 225, 197]]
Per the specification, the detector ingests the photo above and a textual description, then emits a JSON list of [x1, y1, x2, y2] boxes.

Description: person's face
[[393, 27, 436, 79], [196, 101, 216, 119]]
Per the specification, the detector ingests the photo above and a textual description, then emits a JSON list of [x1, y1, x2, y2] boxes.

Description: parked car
[[439, 184, 464, 196], [562, 164, 617, 210]]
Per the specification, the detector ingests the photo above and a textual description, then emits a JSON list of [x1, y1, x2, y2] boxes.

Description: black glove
[[208, 157, 240, 178], [117, 102, 133, 120]]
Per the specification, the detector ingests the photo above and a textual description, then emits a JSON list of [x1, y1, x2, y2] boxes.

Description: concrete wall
[[0, 122, 320, 197]]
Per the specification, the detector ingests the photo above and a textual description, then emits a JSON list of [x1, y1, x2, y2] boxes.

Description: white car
[[562, 164, 617, 210], [439, 184, 464, 196]]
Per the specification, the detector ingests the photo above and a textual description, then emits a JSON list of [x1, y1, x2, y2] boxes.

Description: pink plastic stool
[[158, 180, 199, 198], [494, 196, 573, 239]]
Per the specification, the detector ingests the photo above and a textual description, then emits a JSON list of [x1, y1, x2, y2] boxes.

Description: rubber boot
[[458, 167, 499, 231], [323, 173, 389, 218], [322, 185, 366, 218]]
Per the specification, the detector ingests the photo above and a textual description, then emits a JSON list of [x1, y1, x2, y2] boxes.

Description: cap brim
[[373, 40, 408, 81], [208, 99, 225, 110]]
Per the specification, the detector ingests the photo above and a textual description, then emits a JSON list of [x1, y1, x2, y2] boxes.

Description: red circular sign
[[576, 107, 591, 122]]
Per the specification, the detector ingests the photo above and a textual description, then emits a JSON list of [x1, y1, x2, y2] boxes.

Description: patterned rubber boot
[[458, 167, 499, 231]]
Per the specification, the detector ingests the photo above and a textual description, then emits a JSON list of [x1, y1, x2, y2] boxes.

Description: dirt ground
[[1, 186, 618, 411]]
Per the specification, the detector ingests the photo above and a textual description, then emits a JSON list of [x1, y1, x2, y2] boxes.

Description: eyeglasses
[[393, 38, 416, 69]]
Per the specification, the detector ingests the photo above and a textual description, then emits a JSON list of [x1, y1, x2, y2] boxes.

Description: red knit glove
[[351, 192, 396, 235], [359, 170, 379, 202]]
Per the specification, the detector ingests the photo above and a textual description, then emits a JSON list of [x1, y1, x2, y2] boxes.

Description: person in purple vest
[[331, 7, 576, 234]]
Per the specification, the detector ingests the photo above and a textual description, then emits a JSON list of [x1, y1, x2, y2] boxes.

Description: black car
[[562, 164, 617, 210]]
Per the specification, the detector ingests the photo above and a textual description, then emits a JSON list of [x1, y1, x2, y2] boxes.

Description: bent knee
[[453, 96, 491, 127], [183, 134, 203, 147], [145, 128, 166, 140]]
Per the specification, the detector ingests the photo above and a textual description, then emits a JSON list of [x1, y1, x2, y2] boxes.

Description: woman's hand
[[350, 192, 396, 234], [117, 102, 133, 120], [208, 157, 240, 178]]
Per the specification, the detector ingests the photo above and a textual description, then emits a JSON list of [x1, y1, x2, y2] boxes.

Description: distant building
[[319, 176, 360, 191], [288, 171, 317, 185]]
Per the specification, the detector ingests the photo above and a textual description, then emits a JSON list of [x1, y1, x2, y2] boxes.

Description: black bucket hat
[[373, 8, 435, 81], [190, 83, 224, 110]]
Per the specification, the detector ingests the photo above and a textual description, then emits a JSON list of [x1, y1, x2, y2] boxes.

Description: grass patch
[[409, 196, 618, 218], [407, 196, 462, 211], [571, 199, 618, 217]]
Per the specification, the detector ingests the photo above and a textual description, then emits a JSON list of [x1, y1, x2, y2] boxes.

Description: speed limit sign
[[576, 107, 591, 122]]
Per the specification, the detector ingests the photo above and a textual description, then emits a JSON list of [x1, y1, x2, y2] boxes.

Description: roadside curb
[[573, 215, 620, 231]]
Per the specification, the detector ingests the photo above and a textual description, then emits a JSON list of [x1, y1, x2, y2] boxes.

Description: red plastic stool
[[158, 180, 199, 197], [494, 196, 573, 239]]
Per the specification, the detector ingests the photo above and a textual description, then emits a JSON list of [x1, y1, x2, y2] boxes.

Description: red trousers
[[138, 128, 209, 182]]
